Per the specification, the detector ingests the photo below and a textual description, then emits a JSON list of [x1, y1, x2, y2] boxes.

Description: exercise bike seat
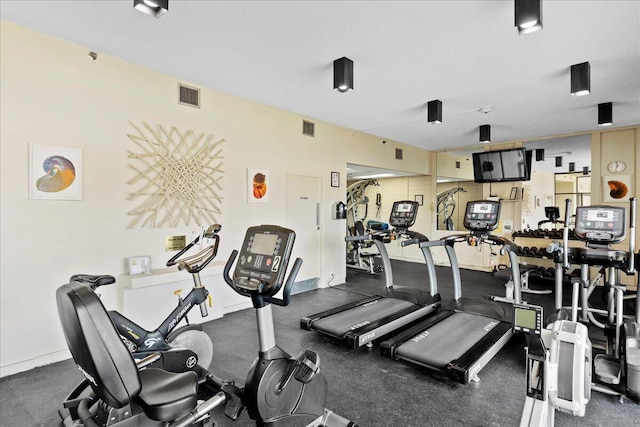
[[70, 274, 115, 290], [56, 282, 198, 422]]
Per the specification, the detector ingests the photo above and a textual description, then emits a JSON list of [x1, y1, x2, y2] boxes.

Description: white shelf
[[119, 261, 226, 289]]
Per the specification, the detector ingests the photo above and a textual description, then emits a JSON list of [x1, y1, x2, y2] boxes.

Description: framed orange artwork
[[248, 168, 270, 203]]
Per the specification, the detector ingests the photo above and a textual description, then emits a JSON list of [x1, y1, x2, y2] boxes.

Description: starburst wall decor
[[126, 122, 224, 228]]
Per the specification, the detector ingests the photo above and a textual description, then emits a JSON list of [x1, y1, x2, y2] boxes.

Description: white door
[[286, 175, 322, 282]]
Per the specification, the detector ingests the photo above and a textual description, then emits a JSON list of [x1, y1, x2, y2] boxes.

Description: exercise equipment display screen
[[463, 200, 501, 231], [234, 225, 296, 292], [389, 201, 419, 229], [513, 303, 542, 335], [574, 206, 626, 243]]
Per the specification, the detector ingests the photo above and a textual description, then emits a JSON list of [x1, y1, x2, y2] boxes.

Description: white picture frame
[[29, 143, 83, 200], [127, 256, 152, 275]]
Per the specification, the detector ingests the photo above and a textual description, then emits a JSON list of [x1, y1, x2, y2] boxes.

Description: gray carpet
[[1, 260, 639, 426]]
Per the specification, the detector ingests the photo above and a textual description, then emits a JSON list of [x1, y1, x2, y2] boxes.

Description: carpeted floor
[[1, 260, 638, 426]]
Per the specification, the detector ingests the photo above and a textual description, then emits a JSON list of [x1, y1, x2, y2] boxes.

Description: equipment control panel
[[463, 200, 501, 232], [513, 303, 543, 336], [574, 205, 626, 244], [389, 200, 419, 230], [234, 225, 296, 295]]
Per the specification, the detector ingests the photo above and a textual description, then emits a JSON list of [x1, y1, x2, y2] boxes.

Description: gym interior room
[[1, 2, 639, 426]]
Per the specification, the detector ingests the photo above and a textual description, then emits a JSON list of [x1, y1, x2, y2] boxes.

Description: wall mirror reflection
[[436, 134, 591, 232]]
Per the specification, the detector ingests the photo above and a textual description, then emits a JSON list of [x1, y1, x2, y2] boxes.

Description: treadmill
[[380, 200, 522, 384], [300, 200, 441, 348]]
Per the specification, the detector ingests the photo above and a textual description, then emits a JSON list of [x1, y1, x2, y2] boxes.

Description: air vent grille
[[302, 120, 315, 137], [178, 84, 200, 108], [395, 148, 403, 160]]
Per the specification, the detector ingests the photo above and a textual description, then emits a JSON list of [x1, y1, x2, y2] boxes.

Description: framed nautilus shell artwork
[[602, 175, 633, 203], [29, 143, 82, 200]]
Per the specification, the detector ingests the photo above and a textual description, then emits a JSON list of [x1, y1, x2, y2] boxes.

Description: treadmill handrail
[[419, 233, 522, 304], [345, 229, 389, 242]]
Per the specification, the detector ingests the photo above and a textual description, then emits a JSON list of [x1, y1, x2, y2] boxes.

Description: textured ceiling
[[2, 1, 639, 152]]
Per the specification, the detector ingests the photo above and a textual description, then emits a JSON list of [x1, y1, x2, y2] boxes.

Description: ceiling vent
[[395, 148, 403, 160], [178, 84, 200, 108], [302, 120, 315, 137]]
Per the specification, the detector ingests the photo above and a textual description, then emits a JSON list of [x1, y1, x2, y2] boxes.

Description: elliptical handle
[[265, 258, 303, 307], [628, 197, 636, 274], [562, 198, 572, 270]]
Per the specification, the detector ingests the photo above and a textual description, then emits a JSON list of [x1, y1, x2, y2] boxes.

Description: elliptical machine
[[557, 198, 640, 402], [223, 224, 356, 426]]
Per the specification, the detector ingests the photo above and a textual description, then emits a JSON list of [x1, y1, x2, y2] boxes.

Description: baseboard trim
[[1, 348, 71, 378]]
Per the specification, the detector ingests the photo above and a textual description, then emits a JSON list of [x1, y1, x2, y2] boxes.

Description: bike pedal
[[224, 393, 244, 420], [294, 350, 320, 383]]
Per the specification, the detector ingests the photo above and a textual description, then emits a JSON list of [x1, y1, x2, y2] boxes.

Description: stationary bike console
[[574, 205, 626, 244], [463, 200, 501, 233], [231, 225, 296, 297]]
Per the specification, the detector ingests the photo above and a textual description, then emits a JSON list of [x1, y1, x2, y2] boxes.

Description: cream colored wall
[[0, 22, 432, 376]]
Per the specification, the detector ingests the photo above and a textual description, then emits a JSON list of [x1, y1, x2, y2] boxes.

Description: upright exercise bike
[[223, 224, 356, 426], [70, 224, 221, 375]]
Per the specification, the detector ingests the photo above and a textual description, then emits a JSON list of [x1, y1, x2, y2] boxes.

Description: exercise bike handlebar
[[175, 235, 220, 274], [166, 224, 222, 268]]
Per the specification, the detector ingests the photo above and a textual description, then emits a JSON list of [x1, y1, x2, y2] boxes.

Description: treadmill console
[[389, 200, 419, 230], [233, 225, 296, 296], [463, 200, 501, 232], [574, 205, 626, 244]]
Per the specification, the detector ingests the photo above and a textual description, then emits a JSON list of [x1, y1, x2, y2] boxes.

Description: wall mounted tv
[[472, 148, 532, 183]]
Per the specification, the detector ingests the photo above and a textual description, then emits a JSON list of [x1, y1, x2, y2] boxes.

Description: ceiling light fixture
[[571, 62, 590, 96], [479, 125, 491, 143], [598, 102, 613, 126], [555, 156, 562, 167], [427, 100, 442, 124], [333, 57, 353, 93], [134, 0, 168, 18], [515, 0, 543, 35]]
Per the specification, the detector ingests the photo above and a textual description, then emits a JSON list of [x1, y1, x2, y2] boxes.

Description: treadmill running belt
[[395, 311, 500, 368], [311, 298, 416, 337]]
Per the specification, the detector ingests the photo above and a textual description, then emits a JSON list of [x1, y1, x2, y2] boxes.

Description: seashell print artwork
[[36, 155, 76, 192], [607, 180, 629, 199], [29, 144, 82, 200]]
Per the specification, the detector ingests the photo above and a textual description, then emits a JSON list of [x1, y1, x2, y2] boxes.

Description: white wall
[[0, 22, 432, 376]]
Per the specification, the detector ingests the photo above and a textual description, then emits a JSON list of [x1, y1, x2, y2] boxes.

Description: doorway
[[286, 174, 322, 286]]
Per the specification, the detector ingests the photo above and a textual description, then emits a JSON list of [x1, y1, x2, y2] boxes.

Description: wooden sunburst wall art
[[126, 121, 224, 228]]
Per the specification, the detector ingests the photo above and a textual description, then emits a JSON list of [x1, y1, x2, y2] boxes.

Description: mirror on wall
[[436, 134, 591, 231]]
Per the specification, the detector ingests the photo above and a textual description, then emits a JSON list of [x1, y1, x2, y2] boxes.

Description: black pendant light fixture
[[427, 100, 442, 124], [570, 62, 590, 96], [555, 156, 562, 167], [569, 162, 575, 172], [479, 125, 491, 144], [515, 0, 543, 35], [535, 149, 544, 161], [598, 102, 613, 127], [134, 0, 168, 18], [333, 57, 353, 93]]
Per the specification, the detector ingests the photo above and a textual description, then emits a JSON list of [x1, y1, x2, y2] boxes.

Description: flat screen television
[[472, 148, 532, 183]]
